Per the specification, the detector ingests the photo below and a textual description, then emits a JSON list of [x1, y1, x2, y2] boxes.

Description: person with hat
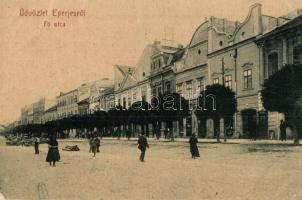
[[137, 133, 149, 162]]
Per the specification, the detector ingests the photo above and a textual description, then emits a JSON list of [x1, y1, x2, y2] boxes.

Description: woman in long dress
[[46, 137, 60, 166], [189, 133, 200, 159]]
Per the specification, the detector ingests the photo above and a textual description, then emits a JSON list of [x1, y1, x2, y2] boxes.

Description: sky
[[0, 0, 301, 125]]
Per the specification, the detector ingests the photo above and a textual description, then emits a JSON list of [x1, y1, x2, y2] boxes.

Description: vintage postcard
[[1, 0, 302, 199]]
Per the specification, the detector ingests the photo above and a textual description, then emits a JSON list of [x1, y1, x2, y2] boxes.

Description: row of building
[[15, 4, 302, 139]]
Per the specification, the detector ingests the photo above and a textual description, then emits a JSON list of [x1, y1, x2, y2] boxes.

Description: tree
[[261, 64, 302, 145], [129, 100, 152, 137], [152, 92, 190, 141], [195, 84, 237, 142], [107, 105, 128, 139]]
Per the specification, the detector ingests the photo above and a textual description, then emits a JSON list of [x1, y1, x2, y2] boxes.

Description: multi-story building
[[100, 86, 115, 112], [21, 105, 33, 125], [42, 105, 57, 123], [114, 43, 158, 109], [77, 98, 89, 115], [255, 11, 302, 138], [149, 41, 184, 96], [207, 4, 302, 138], [174, 19, 214, 137], [78, 78, 114, 114], [56, 89, 79, 119], [21, 98, 55, 125]]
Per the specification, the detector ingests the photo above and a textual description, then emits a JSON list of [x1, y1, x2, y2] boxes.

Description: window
[[152, 88, 157, 97], [196, 78, 204, 92], [244, 69, 252, 89], [128, 96, 131, 108], [165, 81, 171, 93], [198, 49, 201, 54], [213, 78, 219, 84], [141, 88, 147, 101], [294, 44, 302, 65], [219, 41, 223, 47], [157, 86, 162, 96], [186, 81, 193, 98], [133, 91, 137, 100], [225, 75, 232, 89], [176, 83, 183, 94], [123, 97, 126, 108], [268, 52, 278, 77]]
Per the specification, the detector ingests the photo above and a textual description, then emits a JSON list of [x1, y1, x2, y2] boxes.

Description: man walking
[[137, 133, 149, 162]]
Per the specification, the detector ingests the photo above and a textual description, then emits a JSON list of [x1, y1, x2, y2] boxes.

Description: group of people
[[33, 136, 60, 167], [137, 133, 200, 161], [32, 131, 201, 167]]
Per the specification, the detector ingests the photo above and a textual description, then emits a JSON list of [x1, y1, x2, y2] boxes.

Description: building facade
[[42, 105, 57, 123], [114, 43, 159, 109], [255, 12, 302, 138], [56, 89, 79, 119], [100, 87, 115, 112]]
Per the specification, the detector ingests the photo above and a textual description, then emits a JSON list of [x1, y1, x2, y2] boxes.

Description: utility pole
[[233, 49, 238, 139], [221, 57, 225, 86], [220, 57, 225, 142]]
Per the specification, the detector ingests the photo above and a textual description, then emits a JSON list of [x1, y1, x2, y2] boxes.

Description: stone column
[[173, 120, 179, 137], [258, 44, 265, 85], [282, 38, 288, 66], [183, 118, 187, 137]]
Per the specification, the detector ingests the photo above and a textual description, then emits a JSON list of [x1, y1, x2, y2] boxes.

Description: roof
[[170, 48, 185, 64], [58, 89, 77, 97], [44, 105, 57, 113], [256, 15, 302, 42], [77, 97, 89, 105]]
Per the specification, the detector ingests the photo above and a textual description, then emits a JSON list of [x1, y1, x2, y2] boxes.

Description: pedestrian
[[126, 128, 131, 140], [189, 133, 200, 159], [91, 137, 98, 157], [155, 125, 161, 140], [164, 129, 168, 139], [280, 120, 287, 141], [46, 136, 60, 167], [95, 137, 101, 153], [34, 137, 40, 154], [89, 137, 93, 153], [137, 133, 149, 162]]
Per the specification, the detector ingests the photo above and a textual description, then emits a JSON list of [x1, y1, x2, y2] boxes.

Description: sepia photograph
[[1, 0, 302, 199]]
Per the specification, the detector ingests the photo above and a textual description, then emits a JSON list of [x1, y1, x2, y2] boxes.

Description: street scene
[[1, 0, 302, 199], [1, 137, 302, 200]]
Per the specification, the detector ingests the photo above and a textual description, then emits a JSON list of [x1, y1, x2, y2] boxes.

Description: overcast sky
[[0, 0, 301, 124]]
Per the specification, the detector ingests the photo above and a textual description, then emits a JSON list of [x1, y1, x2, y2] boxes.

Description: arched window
[[268, 52, 278, 77], [294, 44, 302, 65]]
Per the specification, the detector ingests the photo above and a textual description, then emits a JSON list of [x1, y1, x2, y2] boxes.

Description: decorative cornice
[[241, 62, 254, 68]]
